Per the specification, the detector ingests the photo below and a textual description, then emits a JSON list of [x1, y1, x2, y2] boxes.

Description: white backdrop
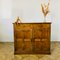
[[0, 0, 60, 42]]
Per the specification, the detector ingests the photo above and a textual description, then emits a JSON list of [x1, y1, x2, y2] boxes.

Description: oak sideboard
[[13, 22, 51, 54]]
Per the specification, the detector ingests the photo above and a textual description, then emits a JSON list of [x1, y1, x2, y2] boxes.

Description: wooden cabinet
[[13, 23, 51, 54]]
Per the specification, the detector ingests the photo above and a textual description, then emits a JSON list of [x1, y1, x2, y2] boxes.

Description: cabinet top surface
[[13, 22, 51, 24]]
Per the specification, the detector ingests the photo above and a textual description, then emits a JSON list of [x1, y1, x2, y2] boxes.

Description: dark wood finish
[[13, 22, 51, 54]]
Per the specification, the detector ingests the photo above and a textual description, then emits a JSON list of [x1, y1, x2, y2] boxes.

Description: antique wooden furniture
[[13, 22, 51, 54]]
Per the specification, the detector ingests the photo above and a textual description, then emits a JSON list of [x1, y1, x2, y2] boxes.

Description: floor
[[0, 42, 60, 60]]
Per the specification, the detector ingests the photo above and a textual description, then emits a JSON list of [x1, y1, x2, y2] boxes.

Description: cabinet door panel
[[33, 30, 42, 38], [23, 29, 32, 38], [16, 39, 24, 51], [33, 24, 42, 29], [41, 39, 50, 51], [41, 31, 50, 38], [34, 39, 42, 50], [24, 39, 32, 51], [15, 30, 24, 38]]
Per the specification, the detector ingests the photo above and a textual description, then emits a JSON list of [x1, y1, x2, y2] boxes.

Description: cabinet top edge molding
[[13, 22, 51, 24]]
